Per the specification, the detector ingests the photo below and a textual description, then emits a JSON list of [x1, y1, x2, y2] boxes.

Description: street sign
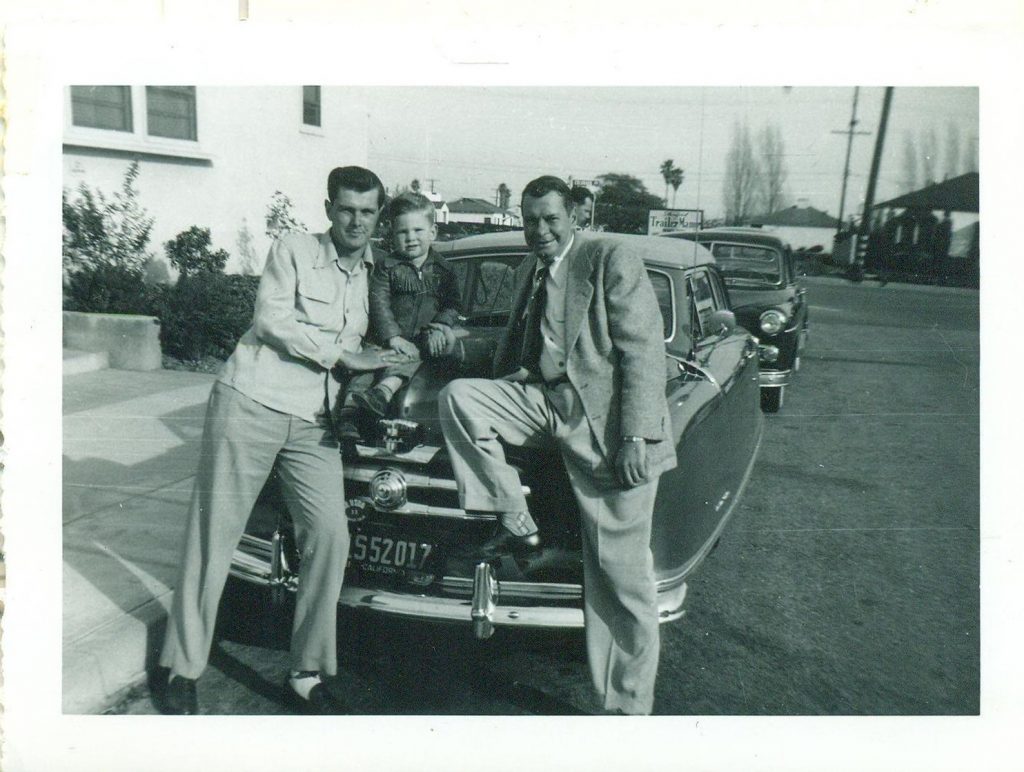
[[648, 208, 703, 235]]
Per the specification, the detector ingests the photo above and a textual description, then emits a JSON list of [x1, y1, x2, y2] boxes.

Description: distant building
[[420, 190, 450, 225], [742, 201, 840, 252], [63, 86, 371, 275], [446, 197, 519, 227]]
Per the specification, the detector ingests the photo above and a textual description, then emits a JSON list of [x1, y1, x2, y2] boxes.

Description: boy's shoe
[[332, 406, 364, 442], [352, 386, 391, 418], [163, 675, 199, 715]]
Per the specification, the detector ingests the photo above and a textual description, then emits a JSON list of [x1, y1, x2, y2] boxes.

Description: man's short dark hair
[[327, 166, 386, 208], [570, 186, 594, 206], [521, 175, 573, 211], [387, 191, 436, 224]]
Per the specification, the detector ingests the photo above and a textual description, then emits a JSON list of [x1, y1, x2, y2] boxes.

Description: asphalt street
[[112, 277, 980, 716]]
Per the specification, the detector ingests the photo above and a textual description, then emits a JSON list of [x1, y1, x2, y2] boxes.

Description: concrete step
[[64, 348, 110, 376]]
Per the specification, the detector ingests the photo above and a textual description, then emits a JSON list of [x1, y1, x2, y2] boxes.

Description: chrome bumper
[[759, 369, 791, 388], [230, 534, 688, 636]]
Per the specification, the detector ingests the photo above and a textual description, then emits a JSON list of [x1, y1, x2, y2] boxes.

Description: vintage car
[[230, 232, 763, 639], [662, 228, 809, 412]]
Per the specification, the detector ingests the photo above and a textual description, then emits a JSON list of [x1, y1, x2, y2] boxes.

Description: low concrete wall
[[63, 311, 162, 371]]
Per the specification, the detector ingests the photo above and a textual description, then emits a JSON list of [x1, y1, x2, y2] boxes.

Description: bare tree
[[944, 122, 962, 180], [919, 127, 939, 186], [722, 121, 760, 225], [900, 131, 919, 193], [757, 123, 789, 214], [659, 159, 675, 205]]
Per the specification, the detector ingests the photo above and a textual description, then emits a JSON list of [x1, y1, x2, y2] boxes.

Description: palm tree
[[497, 182, 511, 210], [669, 167, 684, 207], [659, 159, 675, 204]]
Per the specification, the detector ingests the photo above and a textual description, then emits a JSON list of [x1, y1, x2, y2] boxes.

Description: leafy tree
[[410, 179, 422, 193], [265, 191, 307, 240], [236, 217, 264, 275], [594, 173, 664, 234], [757, 124, 788, 214], [62, 160, 155, 279], [722, 121, 760, 225], [165, 226, 229, 278]]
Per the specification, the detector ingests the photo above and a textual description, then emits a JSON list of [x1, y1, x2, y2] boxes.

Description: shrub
[[62, 161, 155, 282], [63, 263, 160, 316], [165, 226, 229, 277], [265, 191, 307, 241], [158, 273, 261, 361]]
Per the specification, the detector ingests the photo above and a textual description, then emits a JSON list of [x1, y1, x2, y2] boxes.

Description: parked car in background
[[231, 232, 763, 639], [663, 227, 808, 412]]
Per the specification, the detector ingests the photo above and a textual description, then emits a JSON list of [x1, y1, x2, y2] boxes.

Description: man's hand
[[615, 439, 649, 488], [499, 367, 531, 383], [389, 336, 420, 359], [338, 348, 409, 371]]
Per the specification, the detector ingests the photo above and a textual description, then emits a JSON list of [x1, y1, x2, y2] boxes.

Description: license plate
[[348, 531, 434, 577]]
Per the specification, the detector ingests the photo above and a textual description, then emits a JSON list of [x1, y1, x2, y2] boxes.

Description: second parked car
[[663, 227, 808, 412]]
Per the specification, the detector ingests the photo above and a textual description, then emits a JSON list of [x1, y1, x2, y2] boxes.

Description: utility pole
[[853, 86, 894, 279], [832, 86, 872, 236], [425, 178, 439, 194]]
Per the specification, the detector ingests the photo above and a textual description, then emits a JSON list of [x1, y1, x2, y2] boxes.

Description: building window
[[146, 86, 197, 141], [303, 86, 321, 127], [70, 86, 134, 132]]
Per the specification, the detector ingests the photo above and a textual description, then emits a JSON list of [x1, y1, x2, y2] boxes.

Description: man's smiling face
[[325, 187, 382, 256], [522, 191, 576, 260]]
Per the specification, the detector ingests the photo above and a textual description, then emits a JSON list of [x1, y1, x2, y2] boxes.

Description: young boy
[[339, 192, 461, 431]]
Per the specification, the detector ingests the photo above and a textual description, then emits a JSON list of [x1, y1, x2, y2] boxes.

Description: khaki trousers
[[160, 382, 349, 679], [439, 378, 661, 715]]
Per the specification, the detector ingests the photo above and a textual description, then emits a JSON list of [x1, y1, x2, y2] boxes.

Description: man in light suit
[[438, 175, 676, 715]]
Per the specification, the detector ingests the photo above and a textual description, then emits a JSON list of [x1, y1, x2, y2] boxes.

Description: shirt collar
[[536, 232, 574, 274], [319, 232, 376, 272]]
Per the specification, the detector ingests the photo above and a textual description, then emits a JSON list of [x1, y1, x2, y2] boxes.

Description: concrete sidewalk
[[63, 367, 216, 713]]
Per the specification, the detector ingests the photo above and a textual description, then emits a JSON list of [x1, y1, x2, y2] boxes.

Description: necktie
[[519, 263, 549, 375]]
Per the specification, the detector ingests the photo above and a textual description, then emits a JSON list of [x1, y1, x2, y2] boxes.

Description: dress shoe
[[475, 525, 541, 561], [164, 675, 199, 715], [283, 676, 349, 715], [353, 386, 391, 418]]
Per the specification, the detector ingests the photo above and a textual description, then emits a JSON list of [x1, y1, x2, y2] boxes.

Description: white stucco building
[[63, 86, 371, 275]]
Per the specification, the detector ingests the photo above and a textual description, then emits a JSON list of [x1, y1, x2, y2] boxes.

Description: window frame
[[145, 86, 198, 142], [64, 85, 211, 162], [69, 86, 134, 133]]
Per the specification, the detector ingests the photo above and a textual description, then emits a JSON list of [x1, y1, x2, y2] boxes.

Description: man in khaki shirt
[[160, 166, 401, 714]]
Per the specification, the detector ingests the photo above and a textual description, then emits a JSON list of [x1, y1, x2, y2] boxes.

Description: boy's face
[[392, 211, 437, 260]]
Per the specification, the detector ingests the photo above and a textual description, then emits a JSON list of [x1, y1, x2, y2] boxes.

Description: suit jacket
[[494, 232, 677, 477]]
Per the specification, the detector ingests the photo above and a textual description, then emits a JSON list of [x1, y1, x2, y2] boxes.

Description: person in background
[[159, 166, 402, 715], [570, 186, 594, 230]]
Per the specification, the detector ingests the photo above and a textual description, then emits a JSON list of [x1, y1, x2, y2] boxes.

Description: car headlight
[[759, 309, 787, 335]]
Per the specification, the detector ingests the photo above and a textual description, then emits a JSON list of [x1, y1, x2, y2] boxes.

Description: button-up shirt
[[537, 233, 573, 382], [218, 231, 374, 422]]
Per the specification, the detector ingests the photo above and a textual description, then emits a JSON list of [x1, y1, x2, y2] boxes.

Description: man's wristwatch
[[622, 436, 645, 443]]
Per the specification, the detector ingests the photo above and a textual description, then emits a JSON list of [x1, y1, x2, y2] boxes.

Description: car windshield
[[709, 243, 782, 285]]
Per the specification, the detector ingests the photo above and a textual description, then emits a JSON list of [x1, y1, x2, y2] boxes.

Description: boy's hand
[[425, 326, 450, 357], [389, 336, 420, 359]]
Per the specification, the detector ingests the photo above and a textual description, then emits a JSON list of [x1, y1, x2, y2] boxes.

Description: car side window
[[451, 255, 523, 325], [689, 269, 718, 341], [646, 270, 673, 341]]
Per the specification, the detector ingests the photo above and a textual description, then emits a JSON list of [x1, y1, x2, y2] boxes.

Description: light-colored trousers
[[439, 378, 661, 715], [160, 382, 349, 679]]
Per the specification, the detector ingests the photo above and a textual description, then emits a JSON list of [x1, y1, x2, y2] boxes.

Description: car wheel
[[760, 387, 783, 413]]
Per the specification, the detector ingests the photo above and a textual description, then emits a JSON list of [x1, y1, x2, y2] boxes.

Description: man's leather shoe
[[164, 675, 198, 715], [476, 526, 541, 560], [283, 676, 349, 715]]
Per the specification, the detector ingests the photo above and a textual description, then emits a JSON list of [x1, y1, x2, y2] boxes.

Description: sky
[[361, 86, 978, 222]]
